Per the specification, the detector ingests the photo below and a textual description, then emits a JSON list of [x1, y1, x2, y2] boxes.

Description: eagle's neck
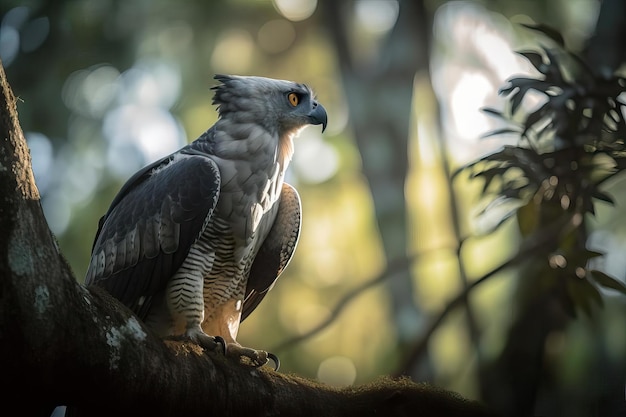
[[194, 120, 291, 241], [277, 131, 295, 167], [210, 119, 293, 173]]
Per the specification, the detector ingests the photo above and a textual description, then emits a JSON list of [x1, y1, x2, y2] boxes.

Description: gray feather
[[242, 183, 301, 321]]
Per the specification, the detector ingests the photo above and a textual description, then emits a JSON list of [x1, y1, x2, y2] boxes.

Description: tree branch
[[272, 257, 411, 352], [395, 212, 582, 377]]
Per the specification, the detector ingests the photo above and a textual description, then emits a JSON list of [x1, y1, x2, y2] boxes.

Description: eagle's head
[[211, 74, 327, 138]]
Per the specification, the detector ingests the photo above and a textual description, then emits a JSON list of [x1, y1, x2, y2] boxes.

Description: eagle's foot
[[268, 352, 280, 371], [225, 343, 280, 370], [167, 331, 226, 354], [197, 334, 227, 355], [225, 343, 267, 367]]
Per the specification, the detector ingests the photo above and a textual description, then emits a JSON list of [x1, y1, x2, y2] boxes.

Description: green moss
[[7, 234, 34, 276]]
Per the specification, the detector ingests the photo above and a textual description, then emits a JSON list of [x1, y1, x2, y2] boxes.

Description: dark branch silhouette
[[396, 211, 581, 377], [272, 256, 411, 353]]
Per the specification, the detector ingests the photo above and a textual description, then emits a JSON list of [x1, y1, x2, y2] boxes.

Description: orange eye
[[288, 92, 299, 107]]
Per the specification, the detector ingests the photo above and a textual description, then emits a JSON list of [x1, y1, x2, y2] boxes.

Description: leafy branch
[[453, 24, 626, 315]]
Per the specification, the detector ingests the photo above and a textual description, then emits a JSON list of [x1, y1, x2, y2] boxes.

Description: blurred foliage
[[458, 24, 626, 314], [454, 23, 626, 416]]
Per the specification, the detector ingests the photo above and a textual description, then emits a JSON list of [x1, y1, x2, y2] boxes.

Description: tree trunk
[[319, 0, 432, 378]]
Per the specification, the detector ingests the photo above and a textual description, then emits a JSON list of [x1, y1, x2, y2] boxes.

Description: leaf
[[579, 249, 605, 261], [473, 166, 510, 193], [481, 128, 522, 139], [506, 77, 550, 92], [521, 23, 565, 47], [590, 189, 615, 205], [563, 249, 605, 267], [499, 84, 517, 96], [481, 107, 507, 120], [499, 77, 548, 98], [511, 89, 525, 114], [542, 48, 565, 84], [523, 102, 551, 135], [583, 195, 596, 216], [590, 270, 626, 295], [450, 166, 471, 180], [500, 185, 528, 199], [516, 51, 546, 74], [475, 205, 518, 235]]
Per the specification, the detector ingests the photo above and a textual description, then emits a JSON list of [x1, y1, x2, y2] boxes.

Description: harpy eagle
[[85, 74, 327, 367]]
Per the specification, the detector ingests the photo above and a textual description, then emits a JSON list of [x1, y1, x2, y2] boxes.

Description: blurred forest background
[[2, 0, 625, 416]]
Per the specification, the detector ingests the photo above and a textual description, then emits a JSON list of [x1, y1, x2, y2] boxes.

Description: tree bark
[[0, 59, 497, 417]]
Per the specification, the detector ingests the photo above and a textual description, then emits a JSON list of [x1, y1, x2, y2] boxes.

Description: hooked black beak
[[308, 102, 328, 133]]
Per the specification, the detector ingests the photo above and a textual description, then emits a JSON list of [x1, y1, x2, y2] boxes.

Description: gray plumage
[[85, 74, 327, 365]]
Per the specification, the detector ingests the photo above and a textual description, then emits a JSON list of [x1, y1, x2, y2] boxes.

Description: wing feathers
[[143, 217, 160, 259], [159, 197, 176, 253], [85, 151, 221, 317], [114, 232, 127, 271], [241, 182, 301, 321], [128, 226, 141, 266], [104, 238, 116, 277]]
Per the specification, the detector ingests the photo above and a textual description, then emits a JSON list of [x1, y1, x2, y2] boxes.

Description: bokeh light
[[63, 65, 121, 118], [449, 71, 493, 141], [354, 0, 399, 35], [20, 16, 48, 52], [103, 105, 183, 177], [0, 6, 29, 66], [25, 132, 53, 194], [257, 19, 296, 54], [317, 356, 357, 386], [272, 0, 318, 22], [292, 129, 339, 184], [210, 29, 255, 74]]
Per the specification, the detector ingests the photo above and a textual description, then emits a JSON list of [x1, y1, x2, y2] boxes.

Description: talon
[[171, 329, 228, 355], [267, 352, 280, 371], [224, 343, 269, 367], [214, 336, 227, 355]]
